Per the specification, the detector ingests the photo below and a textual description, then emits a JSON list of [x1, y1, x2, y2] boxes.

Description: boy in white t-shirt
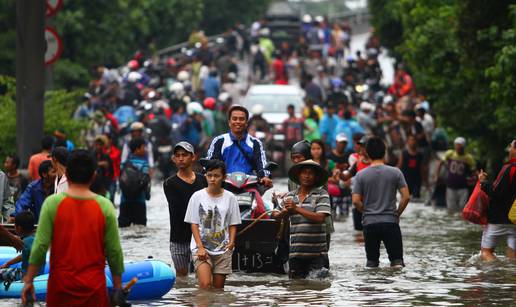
[[184, 160, 241, 289]]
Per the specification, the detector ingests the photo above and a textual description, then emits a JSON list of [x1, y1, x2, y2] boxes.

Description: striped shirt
[[284, 187, 331, 259]]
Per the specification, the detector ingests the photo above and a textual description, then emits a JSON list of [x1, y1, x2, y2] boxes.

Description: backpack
[[119, 161, 150, 200]]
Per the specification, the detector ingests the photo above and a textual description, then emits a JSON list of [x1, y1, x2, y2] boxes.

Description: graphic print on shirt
[[199, 203, 226, 251]]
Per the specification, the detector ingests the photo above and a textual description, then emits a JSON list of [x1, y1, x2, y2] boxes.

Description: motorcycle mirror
[[265, 162, 278, 171]]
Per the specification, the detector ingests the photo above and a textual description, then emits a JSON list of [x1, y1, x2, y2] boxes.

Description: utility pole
[[16, 0, 45, 167]]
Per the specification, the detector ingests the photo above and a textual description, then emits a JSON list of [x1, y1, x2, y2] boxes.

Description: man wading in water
[[273, 160, 331, 278], [164, 142, 206, 277], [21, 150, 125, 306], [352, 136, 410, 268]]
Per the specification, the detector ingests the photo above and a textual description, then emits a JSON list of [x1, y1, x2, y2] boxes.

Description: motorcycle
[[199, 159, 277, 218]]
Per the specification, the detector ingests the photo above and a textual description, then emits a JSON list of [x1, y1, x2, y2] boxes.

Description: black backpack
[[119, 161, 150, 200]]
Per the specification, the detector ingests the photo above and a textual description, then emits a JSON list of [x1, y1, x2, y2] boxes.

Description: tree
[[368, 0, 515, 169]]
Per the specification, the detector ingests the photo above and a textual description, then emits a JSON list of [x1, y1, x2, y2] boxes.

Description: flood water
[[120, 179, 516, 306]]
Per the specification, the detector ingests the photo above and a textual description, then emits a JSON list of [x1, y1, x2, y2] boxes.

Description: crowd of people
[[0, 14, 512, 306]]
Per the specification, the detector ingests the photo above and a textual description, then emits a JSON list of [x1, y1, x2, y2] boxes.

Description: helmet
[[218, 92, 230, 103], [203, 97, 216, 110], [291, 140, 312, 160], [251, 104, 264, 115], [186, 102, 204, 116], [128, 60, 139, 70], [166, 57, 176, 66], [315, 15, 324, 23], [127, 71, 141, 83], [177, 70, 190, 82], [168, 82, 184, 94], [302, 14, 312, 23]]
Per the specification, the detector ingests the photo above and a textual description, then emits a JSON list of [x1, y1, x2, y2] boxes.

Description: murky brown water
[[118, 179, 515, 306]]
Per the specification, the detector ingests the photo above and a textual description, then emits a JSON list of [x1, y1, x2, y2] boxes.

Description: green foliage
[[44, 90, 88, 147], [0, 75, 17, 160], [0, 75, 88, 161], [200, 0, 271, 35], [368, 0, 515, 168]]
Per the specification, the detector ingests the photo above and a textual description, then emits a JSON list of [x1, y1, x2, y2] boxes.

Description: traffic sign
[[46, 0, 63, 17], [44, 27, 63, 66]]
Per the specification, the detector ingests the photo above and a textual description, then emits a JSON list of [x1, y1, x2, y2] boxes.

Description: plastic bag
[[508, 198, 516, 224], [462, 181, 489, 225]]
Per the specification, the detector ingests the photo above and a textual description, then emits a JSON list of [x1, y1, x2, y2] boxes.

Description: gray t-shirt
[[184, 189, 242, 255], [352, 164, 407, 226]]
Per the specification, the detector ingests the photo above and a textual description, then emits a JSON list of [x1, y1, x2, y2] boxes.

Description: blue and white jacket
[[207, 132, 270, 178]]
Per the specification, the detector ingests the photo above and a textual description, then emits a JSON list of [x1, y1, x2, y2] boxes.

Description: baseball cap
[[454, 137, 466, 146], [48, 146, 68, 166], [174, 141, 195, 155], [336, 133, 348, 143]]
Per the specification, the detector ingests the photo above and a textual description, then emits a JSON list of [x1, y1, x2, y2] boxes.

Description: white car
[[242, 84, 304, 142]]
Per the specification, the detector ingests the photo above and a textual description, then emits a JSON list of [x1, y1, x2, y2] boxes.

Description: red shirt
[[105, 145, 121, 178], [28, 152, 50, 180], [273, 58, 288, 85]]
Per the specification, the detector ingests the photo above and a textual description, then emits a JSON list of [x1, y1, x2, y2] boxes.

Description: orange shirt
[[28, 152, 50, 180]]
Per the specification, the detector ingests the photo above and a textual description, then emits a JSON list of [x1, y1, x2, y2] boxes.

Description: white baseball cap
[[336, 133, 348, 143]]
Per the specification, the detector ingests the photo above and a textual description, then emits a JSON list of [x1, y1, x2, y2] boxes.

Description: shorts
[[481, 224, 516, 250], [192, 249, 232, 275], [170, 242, 191, 272]]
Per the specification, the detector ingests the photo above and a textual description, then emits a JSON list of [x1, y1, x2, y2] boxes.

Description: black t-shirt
[[328, 150, 350, 169], [163, 173, 207, 243]]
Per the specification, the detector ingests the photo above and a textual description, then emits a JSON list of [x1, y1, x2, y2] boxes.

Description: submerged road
[[119, 180, 515, 306]]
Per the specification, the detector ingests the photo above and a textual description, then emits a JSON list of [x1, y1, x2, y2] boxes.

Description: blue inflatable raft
[[0, 248, 175, 301]]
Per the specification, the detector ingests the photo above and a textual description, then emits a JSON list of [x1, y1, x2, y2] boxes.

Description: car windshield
[[243, 94, 302, 113]]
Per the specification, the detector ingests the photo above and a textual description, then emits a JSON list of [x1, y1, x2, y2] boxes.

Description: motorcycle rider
[[206, 105, 272, 188]]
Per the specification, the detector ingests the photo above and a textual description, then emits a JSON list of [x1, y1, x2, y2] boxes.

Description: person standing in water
[[352, 136, 410, 268], [184, 160, 241, 289], [164, 142, 206, 277]]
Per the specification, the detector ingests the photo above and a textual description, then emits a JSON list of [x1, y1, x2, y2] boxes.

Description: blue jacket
[[203, 77, 220, 99], [207, 132, 270, 178], [335, 119, 365, 150], [319, 114, 339, 148], [13, 180, 48, 223]]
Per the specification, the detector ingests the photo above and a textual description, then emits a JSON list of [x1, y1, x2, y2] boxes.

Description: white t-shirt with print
[[184, 189, 242, 255]]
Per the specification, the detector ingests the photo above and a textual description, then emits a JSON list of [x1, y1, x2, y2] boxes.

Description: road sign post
[[16, 0, 46, 167]]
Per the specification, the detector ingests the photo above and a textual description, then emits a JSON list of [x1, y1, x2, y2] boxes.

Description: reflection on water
[[119, 180, 515, 306]]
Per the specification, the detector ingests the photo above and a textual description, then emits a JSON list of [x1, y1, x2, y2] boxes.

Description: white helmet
[[186, 102, 204, 116], [127, 71, 141, 83], [252, 104, 264, 116], [218, 92, 230, 103], [315, 15, 324, 23], [169, 82, 184, 94], [177, 70, 190, 82], [302, 14, 312, 23]]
